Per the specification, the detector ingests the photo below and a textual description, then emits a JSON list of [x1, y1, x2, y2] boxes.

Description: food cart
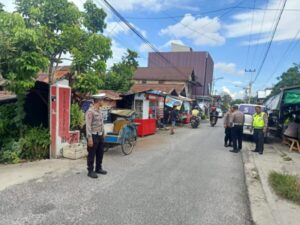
[[132, 91, 165, 137]]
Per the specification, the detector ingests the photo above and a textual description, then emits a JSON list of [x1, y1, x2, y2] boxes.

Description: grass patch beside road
[[269, 171, 300, 205]]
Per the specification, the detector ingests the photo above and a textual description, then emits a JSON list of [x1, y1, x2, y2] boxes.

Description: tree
[[15, 0, 112, 102], [0, 3, 4, 12], [0, 10, 48, 135], [271, 64, 300, 96], [15, 0, 111, 87], [231, 99, 245, 105], [104, 50, 139, 92], [221, 94, 232, 110]]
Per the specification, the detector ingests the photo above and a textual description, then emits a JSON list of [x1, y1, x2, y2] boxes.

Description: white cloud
[[225, 0, 300, 44], [222, 86, 244, 99], [139, 43, 153, 53], [161, 39, 185, 49], [215, 62, 245, 76], [107, 0, 193, 12], [105, 21, 146, 38], [231, 81, 243, 86], [106, 40, 127, 68], [160, 14, 225, 46], [105, 21, 130, 37]]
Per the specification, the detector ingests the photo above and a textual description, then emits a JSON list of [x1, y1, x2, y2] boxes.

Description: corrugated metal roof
[[130, 83, 185, 95], [97, 90, 122, 100], [0, 91, 16, 101], [134, 67, 194, 81], [148, 52, 214, 96], [36, 66, 71, 83]]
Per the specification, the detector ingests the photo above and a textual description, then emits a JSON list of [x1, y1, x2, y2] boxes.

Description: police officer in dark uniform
[[85, 93, 107, 179]]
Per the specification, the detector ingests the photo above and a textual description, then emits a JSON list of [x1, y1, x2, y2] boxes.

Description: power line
[[252, 0, 288, 84], [244, 0, 256, 70], [250, 0, 269, 70], [99, 0, 196, 82], [125, 6, 300, 20], [257, 29, 300, 90], [160, 0, 245, 45]]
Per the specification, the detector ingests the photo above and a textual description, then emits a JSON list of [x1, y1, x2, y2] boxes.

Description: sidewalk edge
[[241, 144, 277, 225]]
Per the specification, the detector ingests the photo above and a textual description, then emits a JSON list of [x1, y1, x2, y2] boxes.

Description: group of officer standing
[[223, 105, 268, 154]]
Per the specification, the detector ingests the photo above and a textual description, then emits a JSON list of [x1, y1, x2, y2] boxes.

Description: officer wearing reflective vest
[[251, 105, 268, 155]]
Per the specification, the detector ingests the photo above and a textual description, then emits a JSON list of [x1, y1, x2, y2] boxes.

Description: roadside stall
[[132, 91, 165, 137], [178, 96, 193, 124]]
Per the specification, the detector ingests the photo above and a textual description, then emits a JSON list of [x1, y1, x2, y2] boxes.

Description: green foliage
[[201, 114, 208, 120], [70, 104, 84, 130], [15, 0, 112, 95], [20, 126, 50, 161], [0, 12, 48, 94], [0, 3, 4, 12], [231, 99, 245, 105], [269, 171, 300, 205], [271, 64, 300, 96], [0, 140, 23, 164], [74, 71, 104, 95], [104, 49, 139, 92], [221, 94, 232, 110], [83, 0, 107, 33], [0, 103, 18, 148]]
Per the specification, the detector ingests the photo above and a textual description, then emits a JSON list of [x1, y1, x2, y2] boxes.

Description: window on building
[[142, 80, 146, 84], [158, 80, 164, 84]]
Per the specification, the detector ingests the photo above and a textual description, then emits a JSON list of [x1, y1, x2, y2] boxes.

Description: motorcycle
[[191, 115, 200, 128], [210, 116, 218, 127]]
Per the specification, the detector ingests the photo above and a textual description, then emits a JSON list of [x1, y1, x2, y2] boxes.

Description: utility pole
[[244, 69, 256, 104]]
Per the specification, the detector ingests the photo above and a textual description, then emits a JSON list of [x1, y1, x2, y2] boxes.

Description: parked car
[[238, 104, 266, 136], [216, 108, 223, 118]]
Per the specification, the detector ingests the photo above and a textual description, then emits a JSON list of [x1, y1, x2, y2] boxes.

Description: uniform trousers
[[253, 129, 264, 153], [231, 125, 243, 151], [224, 127, 232, 145], [87, 134, 104, 172]]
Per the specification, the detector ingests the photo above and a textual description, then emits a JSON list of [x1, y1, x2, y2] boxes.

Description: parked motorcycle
[[191, 116, 200, 128], [210, 116, 218, 127]]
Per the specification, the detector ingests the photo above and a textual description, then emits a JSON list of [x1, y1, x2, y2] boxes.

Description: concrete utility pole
[[244, 69, 256, 104]]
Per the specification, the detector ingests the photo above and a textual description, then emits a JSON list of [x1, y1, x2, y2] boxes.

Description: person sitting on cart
[[85, 93, 108, 179]]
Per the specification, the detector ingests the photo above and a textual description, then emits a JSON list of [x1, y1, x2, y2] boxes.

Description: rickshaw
[[104, 109, 138, 155]]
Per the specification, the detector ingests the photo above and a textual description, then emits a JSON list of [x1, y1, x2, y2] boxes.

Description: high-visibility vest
[[253, 112, 265, 129]]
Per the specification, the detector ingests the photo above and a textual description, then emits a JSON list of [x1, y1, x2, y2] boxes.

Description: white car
[[238, 104, 266, 136], [216, 108, 223, 118]]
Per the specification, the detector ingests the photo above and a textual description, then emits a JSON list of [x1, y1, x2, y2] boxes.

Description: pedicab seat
[[106, 120, 129, 136]]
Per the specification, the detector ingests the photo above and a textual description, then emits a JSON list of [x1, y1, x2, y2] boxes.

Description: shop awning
[[283, 89, 300, 105]]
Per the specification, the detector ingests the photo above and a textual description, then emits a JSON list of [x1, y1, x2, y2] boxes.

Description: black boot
[[88, 171, 98, 179], [95, 168, 107, 175]]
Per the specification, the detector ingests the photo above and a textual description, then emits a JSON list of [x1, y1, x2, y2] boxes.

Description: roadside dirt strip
[[242, 141, 300, 225]]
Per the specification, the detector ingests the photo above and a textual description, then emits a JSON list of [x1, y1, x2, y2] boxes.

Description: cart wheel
[[121, 138, 134, 155]]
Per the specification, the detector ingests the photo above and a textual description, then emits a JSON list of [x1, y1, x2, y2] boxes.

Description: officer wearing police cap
[[85, 93, 107, 178]]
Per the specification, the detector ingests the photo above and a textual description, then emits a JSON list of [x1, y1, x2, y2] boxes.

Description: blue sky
[[1, 0, 300, 99]]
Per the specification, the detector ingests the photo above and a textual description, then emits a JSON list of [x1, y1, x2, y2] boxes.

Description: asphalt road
[[0, 121, 252, 225]]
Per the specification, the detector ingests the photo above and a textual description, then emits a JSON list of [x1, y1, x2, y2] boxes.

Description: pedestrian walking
[[229, 105, 244, 153], [251, 105, 268, 155], [224, 107, 233, 147], [85, 93, 107, 179], [169, 105, 178, 135]]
